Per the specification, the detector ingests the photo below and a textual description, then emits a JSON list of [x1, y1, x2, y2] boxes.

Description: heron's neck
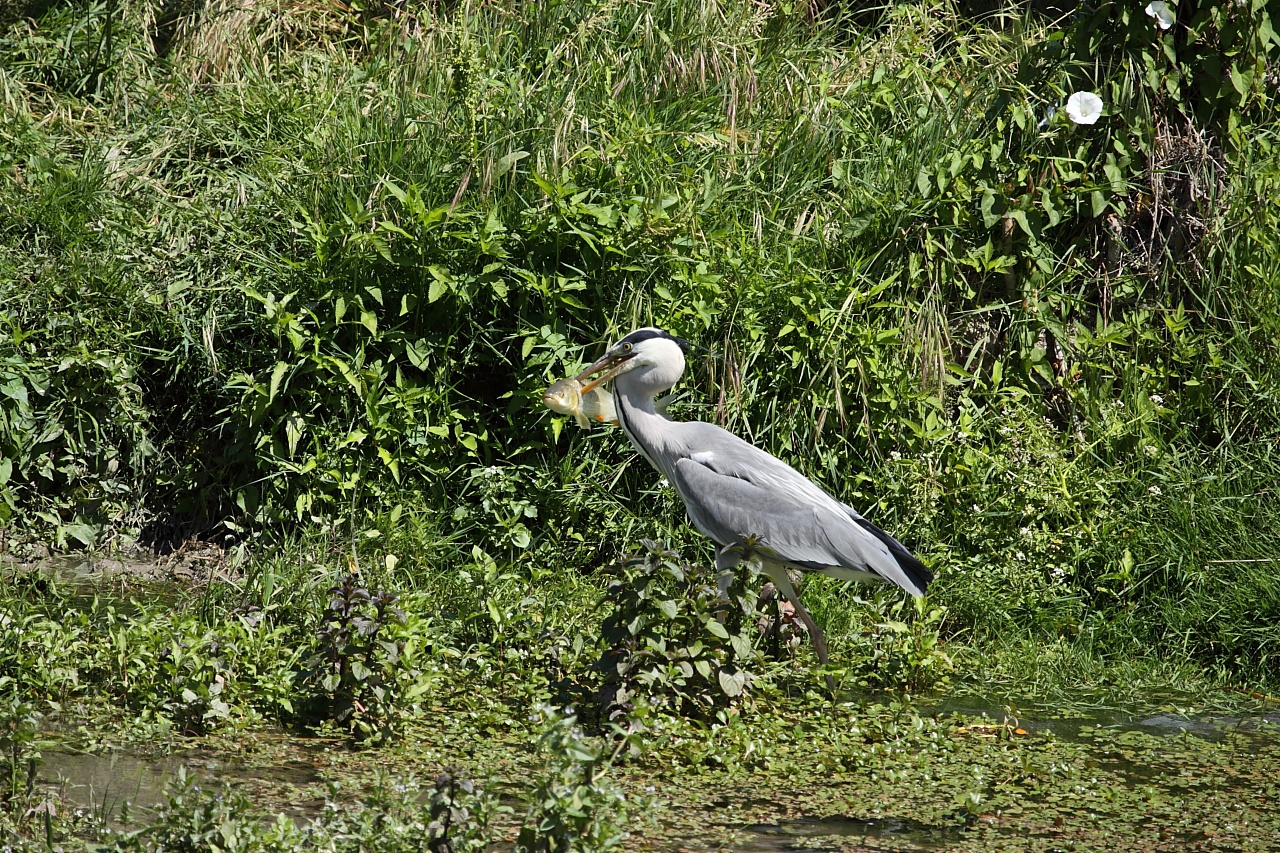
[[613, 381, 677, 479]]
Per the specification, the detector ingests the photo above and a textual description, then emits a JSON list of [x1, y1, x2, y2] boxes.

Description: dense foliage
[[1, 0, 1278, 686]]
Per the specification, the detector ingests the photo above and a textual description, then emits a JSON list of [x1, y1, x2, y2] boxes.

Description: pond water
[[740, 815, 962, 852], [38, 745, 327, 826], [34, 698, 1279, 851]]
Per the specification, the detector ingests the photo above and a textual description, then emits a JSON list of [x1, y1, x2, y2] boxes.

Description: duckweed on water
[[10, 665, 1280, 851]]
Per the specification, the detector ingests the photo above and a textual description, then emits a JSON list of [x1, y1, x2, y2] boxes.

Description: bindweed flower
[[1065, 91, 1104, 125], [1145, 1, 1174, 30]]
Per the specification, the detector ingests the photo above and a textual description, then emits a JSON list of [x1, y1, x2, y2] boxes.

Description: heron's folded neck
[[614, 387, 678, 479]]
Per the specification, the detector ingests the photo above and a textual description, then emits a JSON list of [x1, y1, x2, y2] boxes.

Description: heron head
[[577, 328, 690, 396]]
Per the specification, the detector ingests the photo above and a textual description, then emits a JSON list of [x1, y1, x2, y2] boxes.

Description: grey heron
[[577, 327, 931, 689]]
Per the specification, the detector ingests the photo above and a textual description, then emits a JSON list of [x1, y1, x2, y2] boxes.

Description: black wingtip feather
[[855, 518, 933, 594]]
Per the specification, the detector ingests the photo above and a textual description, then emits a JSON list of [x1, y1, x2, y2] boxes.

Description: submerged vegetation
[[1, 0, 1279, 848]]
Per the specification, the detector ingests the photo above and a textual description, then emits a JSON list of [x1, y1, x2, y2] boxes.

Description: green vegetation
[[1, 0, 1279, 848]]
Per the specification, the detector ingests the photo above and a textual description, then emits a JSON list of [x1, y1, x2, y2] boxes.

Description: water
[[931, 695, 1280, 742], [740, 815, 962, 852], [39, 751, 194, 822], [37, 747, 325, 825], [736, 698, 1280, 852]]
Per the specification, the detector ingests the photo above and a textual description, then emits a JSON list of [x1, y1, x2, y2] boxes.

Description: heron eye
[[622, 342, 633, 352]]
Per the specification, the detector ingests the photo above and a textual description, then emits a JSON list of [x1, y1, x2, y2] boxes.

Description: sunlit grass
[[2, 0, 1278, 691]]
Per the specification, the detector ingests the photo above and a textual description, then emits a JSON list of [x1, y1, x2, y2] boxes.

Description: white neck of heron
[[612, 380, 678, 481]]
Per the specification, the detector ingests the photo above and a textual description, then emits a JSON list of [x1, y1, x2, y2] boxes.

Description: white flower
[[1150, 394, 1164, 405], [1065, 91, 1104, 125], [1145, 1, 1174, 30], [1148, 485, 1162, 496]]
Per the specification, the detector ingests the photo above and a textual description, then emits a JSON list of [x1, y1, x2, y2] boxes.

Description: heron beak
[[575, 346, 635, 394]]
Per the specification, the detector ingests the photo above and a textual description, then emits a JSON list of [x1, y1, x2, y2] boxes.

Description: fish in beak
[[575, 343, 637, 394]]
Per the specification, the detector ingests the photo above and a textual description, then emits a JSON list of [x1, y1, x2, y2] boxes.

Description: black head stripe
[[618, 328, 699, 352], [618, 328, 674, 346]]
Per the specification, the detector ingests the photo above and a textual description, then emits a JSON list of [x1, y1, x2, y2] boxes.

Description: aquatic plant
[[515, 707, 627, 853], [596, 541, 767, 723], [0, 690, 39, 812], [302, 571, 427, 742]]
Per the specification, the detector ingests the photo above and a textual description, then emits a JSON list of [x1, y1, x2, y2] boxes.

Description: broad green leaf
[[62, 521, 97, 547], [268, 362, 289, 404], [718, 668, 746, 697], [495, 149, 529, 177], [1090, 190, 1108, 217]]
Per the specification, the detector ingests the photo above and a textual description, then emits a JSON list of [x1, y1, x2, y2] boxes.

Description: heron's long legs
[[718, 546, 836, 692], [780, 595, 833, 691]]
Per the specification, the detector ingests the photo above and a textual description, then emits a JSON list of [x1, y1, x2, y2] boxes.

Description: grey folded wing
[[668, 435, 930, 596]]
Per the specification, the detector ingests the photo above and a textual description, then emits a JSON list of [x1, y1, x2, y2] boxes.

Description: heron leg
[[761, 562, 835, 693], [714, 545, 744, 598]]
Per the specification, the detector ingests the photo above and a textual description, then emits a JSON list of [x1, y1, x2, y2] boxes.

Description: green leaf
[[980, 189, 998, 228], [377, 447, 401, 482], [1007, 209, 1032, 237], [495, 149, 530, 177], [428, 276, 448, 303], [1090, 190, 1108, 217], [705, 619, 729, 639], [62, 521, 97, 547], [1102, 162, 1124, 191], [1228, 62, 1249, 96], [1040, 189, 1060, 228], [916, 169, 932, 197], [268, 362, 289, 404], [718, 668, 746, 697], [0, 381, 28, 407]]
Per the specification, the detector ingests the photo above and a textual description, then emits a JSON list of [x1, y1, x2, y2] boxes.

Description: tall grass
[[1, 0, 1277, 682]]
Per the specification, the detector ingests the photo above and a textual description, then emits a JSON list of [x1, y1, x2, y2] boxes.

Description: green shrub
[[596, 541, 766, 722], [515, 706, 626, 853], [301, 572, 434, 742]]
